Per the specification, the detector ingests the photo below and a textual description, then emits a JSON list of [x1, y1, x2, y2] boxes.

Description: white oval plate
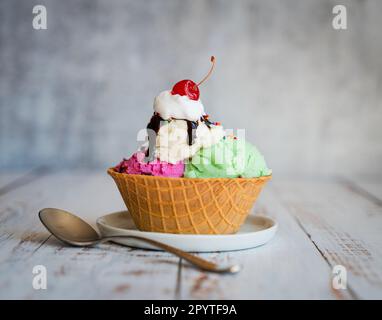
[[97, 211, 277, 252]]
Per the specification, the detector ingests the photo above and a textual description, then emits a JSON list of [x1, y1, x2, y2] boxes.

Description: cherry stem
[[196, 56, 216, 87]]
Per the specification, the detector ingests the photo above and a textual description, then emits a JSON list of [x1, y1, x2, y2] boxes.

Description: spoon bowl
[[39, 208, 101, 246]]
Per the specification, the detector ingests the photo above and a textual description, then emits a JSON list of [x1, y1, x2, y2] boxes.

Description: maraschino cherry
[[171, 56, 215, 101]]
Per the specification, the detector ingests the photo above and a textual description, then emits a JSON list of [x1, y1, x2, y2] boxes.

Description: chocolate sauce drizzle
[[186, 120, 198, 145], [145, 113, 204, 161], [147, 113, 163, 136], [145, 113, 164, 161]]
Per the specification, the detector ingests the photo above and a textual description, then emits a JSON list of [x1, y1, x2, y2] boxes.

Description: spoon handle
[[103, 235, 240, 274]]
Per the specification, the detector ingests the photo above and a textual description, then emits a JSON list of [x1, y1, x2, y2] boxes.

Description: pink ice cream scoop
[[114, 151, 184, 178]]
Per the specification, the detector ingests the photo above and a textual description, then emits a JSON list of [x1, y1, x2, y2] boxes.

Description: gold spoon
[[38, 208, 241, 274]]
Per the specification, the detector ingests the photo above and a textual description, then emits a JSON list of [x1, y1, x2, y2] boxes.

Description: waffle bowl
[[107, 168, 271, 235]]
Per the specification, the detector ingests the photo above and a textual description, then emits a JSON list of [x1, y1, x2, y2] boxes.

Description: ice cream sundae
[[109, 56, 271, 234]]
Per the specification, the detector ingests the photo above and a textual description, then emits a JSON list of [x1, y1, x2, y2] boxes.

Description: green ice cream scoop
[[184, 137, 272, 178]]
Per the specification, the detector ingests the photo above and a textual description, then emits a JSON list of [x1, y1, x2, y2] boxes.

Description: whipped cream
[[154, 90, 205, 122]]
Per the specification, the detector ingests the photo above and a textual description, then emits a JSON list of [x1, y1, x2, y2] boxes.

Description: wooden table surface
[[0, 168, 381, 299]]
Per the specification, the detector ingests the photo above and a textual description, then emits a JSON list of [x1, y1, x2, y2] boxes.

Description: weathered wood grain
[[0, 168, 47, 196], [274, 178, 382, 299], [177, 182, 349, 300], [1, 172, 381, 299], [0, 171, 179, 299], [342, 178, 382, 206], [0, 173, 25, 188], [1, 240, 180, 299]]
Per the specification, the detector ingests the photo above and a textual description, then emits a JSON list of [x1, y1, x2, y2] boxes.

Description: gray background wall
[[1, 0, 381, 177]]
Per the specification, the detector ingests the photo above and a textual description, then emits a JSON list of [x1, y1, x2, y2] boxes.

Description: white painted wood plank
[[1, 240, 180, 299], [178, 182, 346, 300], [0, 171, 179, 299], [274, 179, 382, 299], [4, 172, 378, 299], [0, 168, 42, 193], [346, 178, 382, 204], [0, 173, 24, 188]]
